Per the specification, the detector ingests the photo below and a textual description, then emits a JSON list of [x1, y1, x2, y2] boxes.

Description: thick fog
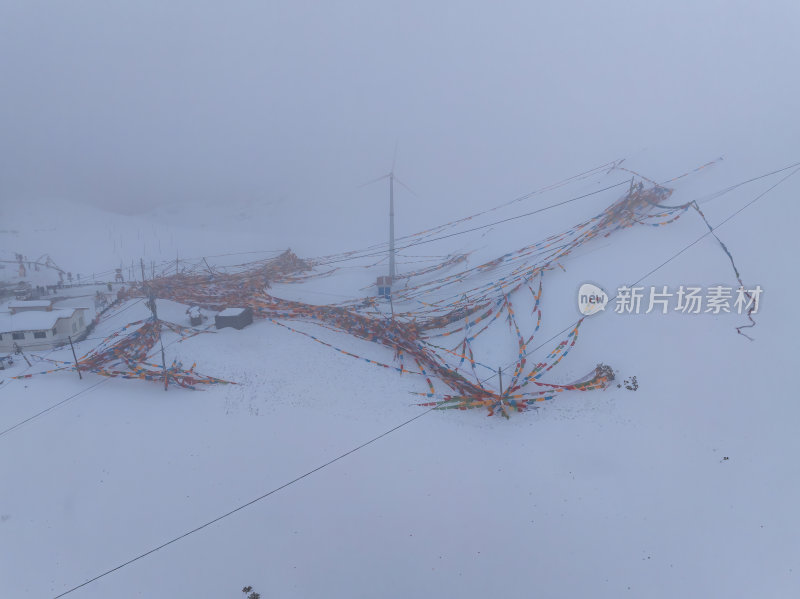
[[4, 5, 800, 598], [1, 0, 798, 219]]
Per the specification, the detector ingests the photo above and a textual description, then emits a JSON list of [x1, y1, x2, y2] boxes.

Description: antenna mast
[[389, 171, 396, 281]]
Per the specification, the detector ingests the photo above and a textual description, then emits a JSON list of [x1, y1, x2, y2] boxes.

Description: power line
[[692, 160, 800, 206], [315, 180, 632, 267], [376, 160, 800, 263], [135, 166, 622, 271], [0, 322, 213, 434], [53, 405, 437, 598], [485, 165, 800, 381], [50, 352, 504, 598], [279, 160, 798, 270], [40, 311, 510, 597], [0, 378, 108, 439], [165, 159, 798, 272]]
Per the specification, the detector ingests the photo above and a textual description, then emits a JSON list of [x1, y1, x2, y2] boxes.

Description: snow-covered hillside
[[2, 154, 799, 598]]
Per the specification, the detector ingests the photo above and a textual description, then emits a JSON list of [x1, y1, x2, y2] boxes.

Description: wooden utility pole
[[160, 337, 168, 391], [69, 335, 82, 379], [13, 343, 32, 367], [498, 367, 503, 396], [203, 257, 214, 276], [140, 258, 146, 283], [146, 292, 158, 320]]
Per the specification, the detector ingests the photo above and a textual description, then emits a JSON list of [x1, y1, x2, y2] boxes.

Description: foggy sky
[[1, 0, 798, 216]]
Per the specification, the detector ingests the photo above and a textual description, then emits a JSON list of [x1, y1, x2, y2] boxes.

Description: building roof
[[8, 300, 52, 309], [218, 307, 248, 317], [0, 308, 81, 333]]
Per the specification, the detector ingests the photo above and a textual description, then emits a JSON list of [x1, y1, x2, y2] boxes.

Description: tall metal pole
[[389, 172, 396, 282]]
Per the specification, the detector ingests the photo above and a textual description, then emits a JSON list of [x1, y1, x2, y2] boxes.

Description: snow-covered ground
[[1, 154, 799, 598]]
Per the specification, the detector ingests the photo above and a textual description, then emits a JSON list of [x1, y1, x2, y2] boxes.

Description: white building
[[0, 300, 90, 352]]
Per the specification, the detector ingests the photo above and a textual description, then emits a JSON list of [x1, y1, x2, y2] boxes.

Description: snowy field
[[3, 2, 800, 597], [2, 155, 799, 598]]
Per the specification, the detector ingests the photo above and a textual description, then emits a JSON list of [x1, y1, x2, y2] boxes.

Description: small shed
[[215, 307, 253, 330], [186, 306, 204, 326]]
